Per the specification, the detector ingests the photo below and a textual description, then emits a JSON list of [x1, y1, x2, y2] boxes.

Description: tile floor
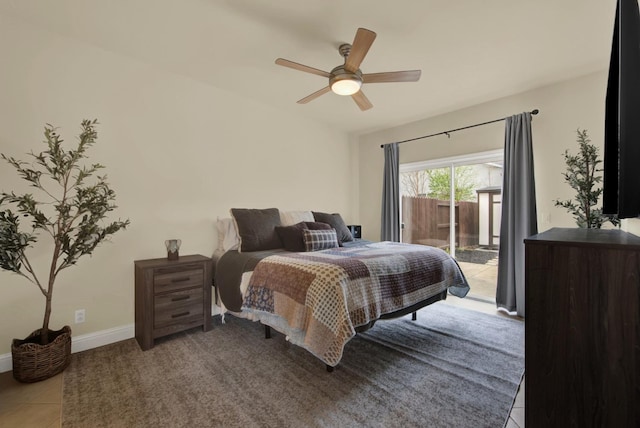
[[457, 260, 499, 302], [0, 369, 62, 427], [0, 298, 524, 428]]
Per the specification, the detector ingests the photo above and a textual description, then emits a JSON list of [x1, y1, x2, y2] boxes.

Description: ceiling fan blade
[[297, 86, 332, 104], [351, 90, 373, 111], [275, 58, 331, 78], [344, 28, 377, 73], [363, 70, 422, 83]]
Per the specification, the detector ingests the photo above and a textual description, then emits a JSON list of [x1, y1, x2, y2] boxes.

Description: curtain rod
[[380, 109, 539, 148]]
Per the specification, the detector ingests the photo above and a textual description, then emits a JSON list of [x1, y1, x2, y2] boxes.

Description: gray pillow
[[304, 221, 333, 231], [231, 208, 282, 252], [275, 222, 309, 252], [311, 212, 354, 245]]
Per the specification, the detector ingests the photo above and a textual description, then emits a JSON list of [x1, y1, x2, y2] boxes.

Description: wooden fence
[[402, 196, 479, 248]]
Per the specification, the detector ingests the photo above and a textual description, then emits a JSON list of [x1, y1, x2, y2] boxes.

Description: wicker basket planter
[[11, 325, 72, 383]]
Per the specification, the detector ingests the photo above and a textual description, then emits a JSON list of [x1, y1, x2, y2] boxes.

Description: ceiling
[[0, 0, 617, 135]]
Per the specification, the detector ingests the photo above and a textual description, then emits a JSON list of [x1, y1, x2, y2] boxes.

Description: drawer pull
[[171, 311, 190, 319], [171, 295, 190, 302], [171, 277, 191, 283]]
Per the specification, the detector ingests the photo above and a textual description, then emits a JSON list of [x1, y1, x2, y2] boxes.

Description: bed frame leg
[[264, 325, 271, 339], [412, 311, 417, 321], [326, 364, 334, 373]]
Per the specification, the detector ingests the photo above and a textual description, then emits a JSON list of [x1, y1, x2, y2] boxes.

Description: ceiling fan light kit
[[330, 66, 363, 96], [275, 28, 421, 111]]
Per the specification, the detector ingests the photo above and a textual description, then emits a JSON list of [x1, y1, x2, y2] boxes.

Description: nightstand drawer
[[154, 287, 203, 312], [154, 268, 203, 293], [154, 301, 204, 329]]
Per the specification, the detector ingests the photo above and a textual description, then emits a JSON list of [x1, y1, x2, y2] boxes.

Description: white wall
[[356, 70, 640, 242], [0, 13, 354, 356]]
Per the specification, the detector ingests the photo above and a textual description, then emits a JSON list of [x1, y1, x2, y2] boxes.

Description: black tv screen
[[603, 0, 640, 219]]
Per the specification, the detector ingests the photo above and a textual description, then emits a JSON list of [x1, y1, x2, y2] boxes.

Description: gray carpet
[[62, 302, 524, 428]]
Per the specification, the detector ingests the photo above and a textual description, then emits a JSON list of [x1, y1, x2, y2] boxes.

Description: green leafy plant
[[0, 120, 129, 344], [426, 166, 477, 202], [554, 128, 619, 229]]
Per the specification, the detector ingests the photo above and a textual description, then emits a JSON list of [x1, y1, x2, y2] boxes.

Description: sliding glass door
[[400, 150, 503, 301]]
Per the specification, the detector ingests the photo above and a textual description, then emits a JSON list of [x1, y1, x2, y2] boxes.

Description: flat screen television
[[603, 0, 640, 219]]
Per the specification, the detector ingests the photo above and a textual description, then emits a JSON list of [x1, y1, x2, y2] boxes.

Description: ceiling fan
[[275, 28, 421, 111]]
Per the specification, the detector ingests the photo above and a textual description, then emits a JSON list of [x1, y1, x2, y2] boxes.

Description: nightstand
[[134, 254, 212, 350]]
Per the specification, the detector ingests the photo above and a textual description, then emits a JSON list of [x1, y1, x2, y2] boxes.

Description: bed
[[213, 208, 470, 369]]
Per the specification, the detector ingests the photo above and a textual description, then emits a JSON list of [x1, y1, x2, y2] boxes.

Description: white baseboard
[[0, 352, 11, 373], [71, 324, 134, 353], [0, 323, 135, 374]]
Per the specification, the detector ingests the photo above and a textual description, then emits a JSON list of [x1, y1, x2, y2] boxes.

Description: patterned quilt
[[241, 241, 469, 366]]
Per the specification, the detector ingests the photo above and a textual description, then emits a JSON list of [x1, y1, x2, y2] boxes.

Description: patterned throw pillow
[[302, 229, 339, 252]]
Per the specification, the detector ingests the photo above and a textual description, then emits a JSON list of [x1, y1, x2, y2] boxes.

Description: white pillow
[[216, 217, 240, 251], [279, 210, 314, 226]]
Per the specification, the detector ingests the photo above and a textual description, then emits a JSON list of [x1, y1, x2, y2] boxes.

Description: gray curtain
[[496, 112, 537, 317], [381, 143, 400, 241]]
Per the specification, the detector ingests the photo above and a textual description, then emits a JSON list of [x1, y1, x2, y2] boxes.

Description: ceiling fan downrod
[[338, 43, 352, 61]]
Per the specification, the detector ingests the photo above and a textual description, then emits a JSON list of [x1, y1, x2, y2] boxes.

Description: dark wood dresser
[[134, 254, 212, 350], [524, 228, 640, 427]]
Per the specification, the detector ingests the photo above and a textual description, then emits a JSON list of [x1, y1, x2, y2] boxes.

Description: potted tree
[[554, 128, 619, 229], [0, 119, 129, 382]]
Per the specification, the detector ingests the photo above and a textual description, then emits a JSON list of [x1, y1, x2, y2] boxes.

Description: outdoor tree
[[400, 170, 429, 197], [554, 128, 619, 229], [426, 166, 477, 201]]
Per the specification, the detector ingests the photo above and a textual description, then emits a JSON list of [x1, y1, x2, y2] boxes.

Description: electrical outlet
[[75, 309, 85, 324]]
